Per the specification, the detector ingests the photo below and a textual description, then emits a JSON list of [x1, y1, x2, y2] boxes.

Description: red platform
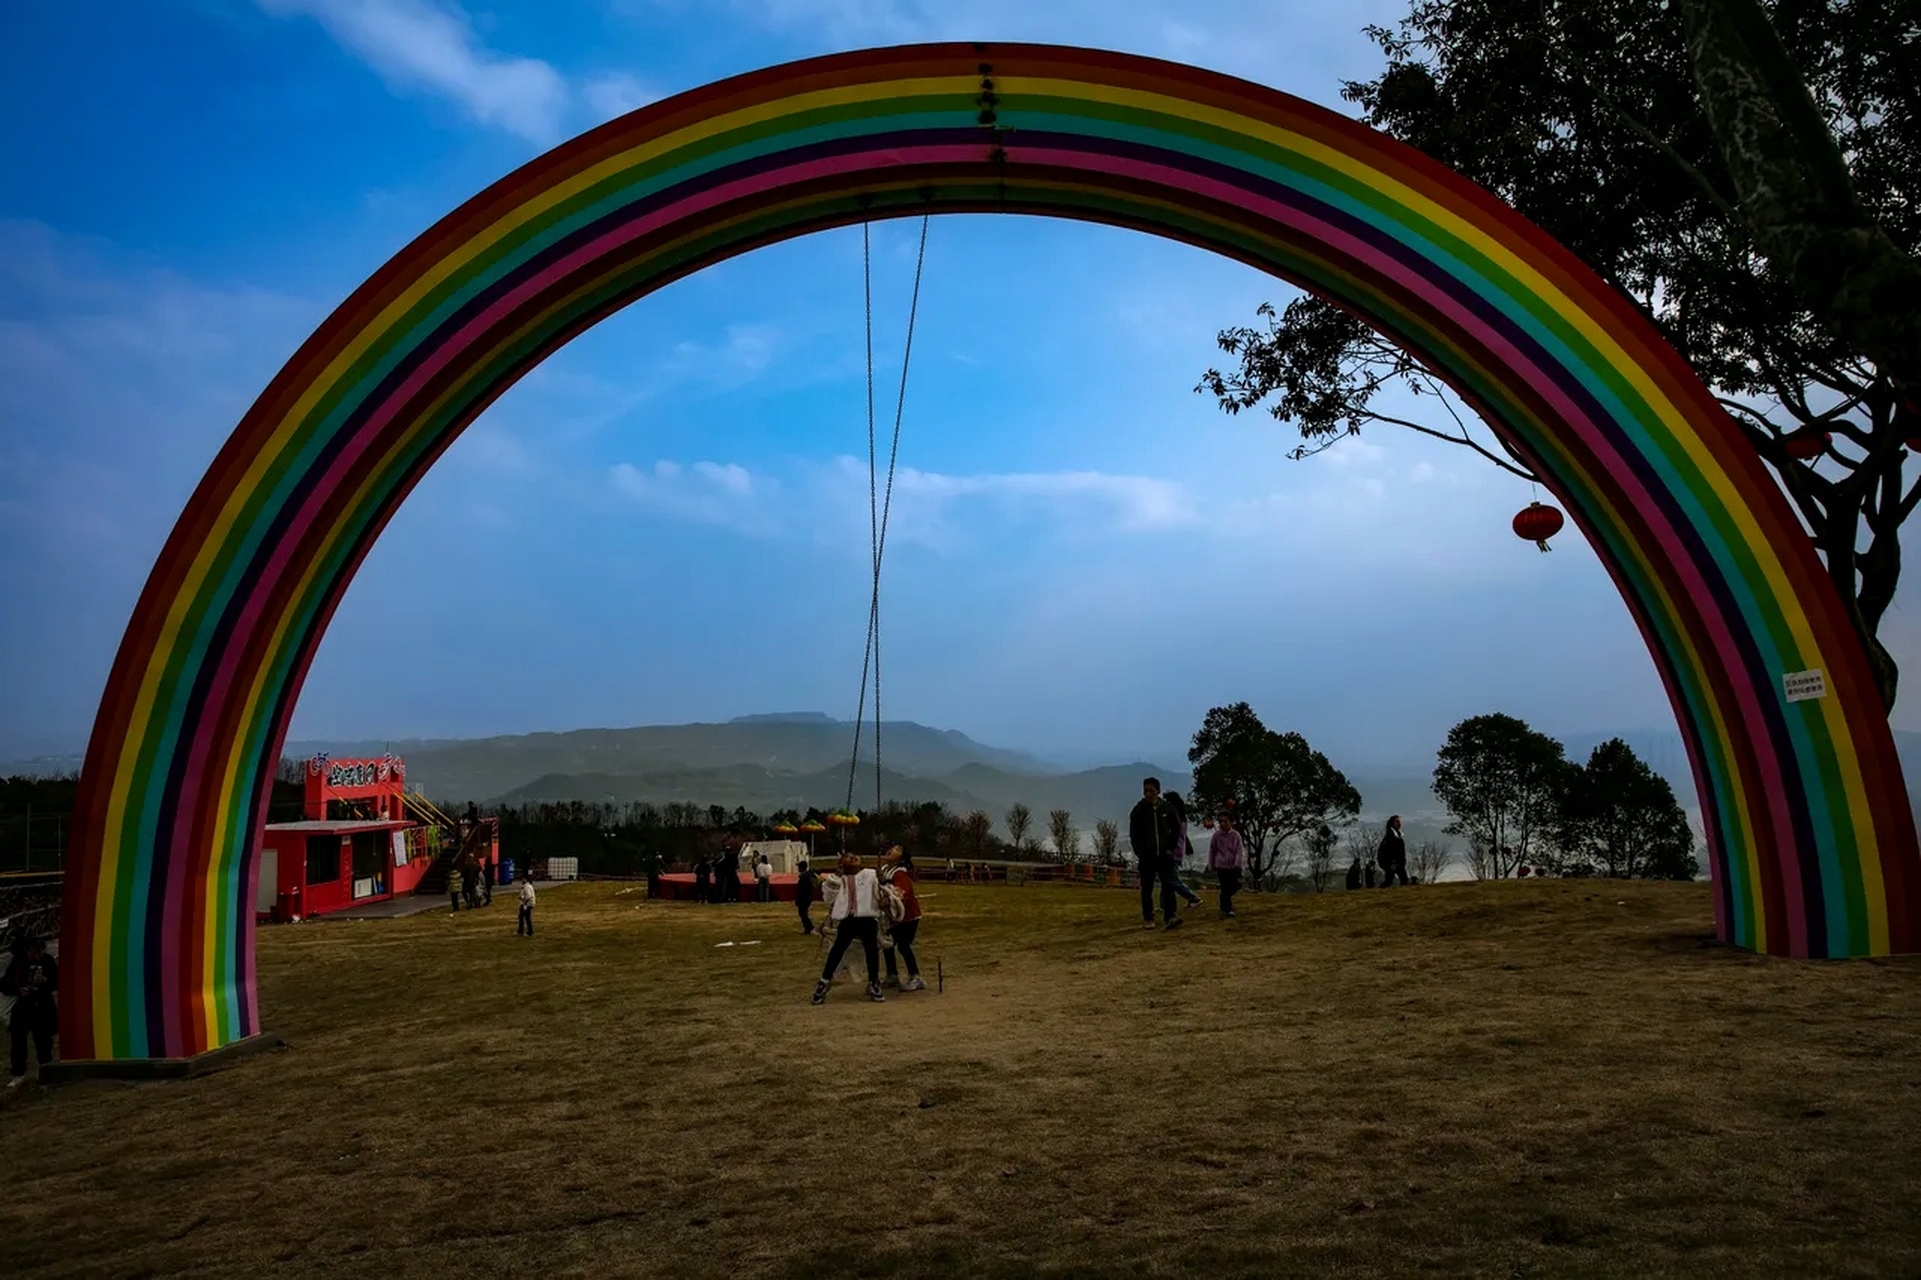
[[656, 872, 818, 903]]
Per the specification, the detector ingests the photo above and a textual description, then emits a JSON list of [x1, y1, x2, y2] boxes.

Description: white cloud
[[609, 459, 781, 532], [810, 455, 1197, 551], [255, 0, 570, 141], [583, 71, 659, 121]]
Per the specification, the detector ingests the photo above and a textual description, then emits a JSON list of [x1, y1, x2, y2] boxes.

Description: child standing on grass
[[517, 877, 536, 936], [879, 846, 926, 992], [1207, 813, 1246, 918], [448, 866, 464, 914]]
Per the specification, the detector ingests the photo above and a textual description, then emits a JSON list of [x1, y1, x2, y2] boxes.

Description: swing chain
[[845, 213, 931, 815]]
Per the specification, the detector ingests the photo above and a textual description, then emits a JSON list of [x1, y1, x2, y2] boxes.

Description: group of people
[[447, 858, 538, 934], [1347, 816, 1411, 888], [1130, 776, 1248, 928], [1130, 776, 1419, 922], [807, 845, 926, 1004], [447, 856, 494, 911], [691, 850, 775, 903]]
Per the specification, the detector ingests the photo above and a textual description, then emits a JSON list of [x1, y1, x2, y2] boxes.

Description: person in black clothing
[[1128, 777, 1185, 930], [796, 858, 818, 934], [1377, 815, 1410, 886], [481, 857, 495, 906], [720, 847, 743, 904], [1162, 791, 1204, 910], [693, 854, 712, 903], [3, 936, 58, 1085]]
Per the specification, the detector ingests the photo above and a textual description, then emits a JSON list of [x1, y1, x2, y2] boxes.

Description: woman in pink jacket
[[1206, 812, 1246, 918]]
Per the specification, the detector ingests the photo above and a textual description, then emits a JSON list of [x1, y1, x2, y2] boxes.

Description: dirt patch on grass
[[2, 879, 1919, 1277]]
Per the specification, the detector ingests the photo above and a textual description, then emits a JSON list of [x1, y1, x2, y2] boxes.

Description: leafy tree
[[1048, 808, 1079, 863], [1558, 739, 1698, 880], [1200, 0, 1921, 708], [1093, 818, 1121, 865], [1432, 714, 1571, 879], [1004, 803, 1033, 854], [1187, 702, 1362, 888]]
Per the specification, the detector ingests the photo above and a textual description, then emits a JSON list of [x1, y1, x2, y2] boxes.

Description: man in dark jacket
[[796, 858, 818, 934], [1377, 815, 1410, 887], [3, 936, 58, 1085], [1129, 777, 1185, 930]]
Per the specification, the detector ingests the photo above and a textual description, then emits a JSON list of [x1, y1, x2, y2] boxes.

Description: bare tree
[[1409, 840, 1453, 885], [964, 809, 993, 858], [1005, 803, 1033, 855], [1465, 840, 1496, 882], [1047, 809, 1079, 864], [1093, 819, 1121, 864], [1342, 823, 1383, 889]]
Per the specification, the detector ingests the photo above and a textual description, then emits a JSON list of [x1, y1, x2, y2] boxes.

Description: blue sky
[[6, 0, 1921, 781]]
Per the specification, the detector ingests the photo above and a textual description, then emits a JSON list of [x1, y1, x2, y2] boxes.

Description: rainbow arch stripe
[[60, 43, 1920, 1062]]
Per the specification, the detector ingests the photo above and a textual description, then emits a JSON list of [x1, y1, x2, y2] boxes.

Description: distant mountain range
[[10, 717, 1921, 849]]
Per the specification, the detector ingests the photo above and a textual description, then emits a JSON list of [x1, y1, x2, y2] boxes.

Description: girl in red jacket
[[879, 846, 926, 992]]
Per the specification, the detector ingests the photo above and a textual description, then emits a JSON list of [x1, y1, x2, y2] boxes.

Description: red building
[[255, 754, 493, 922]]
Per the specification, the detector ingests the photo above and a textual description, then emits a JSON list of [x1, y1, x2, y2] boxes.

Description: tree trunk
[[1678, 0, 1921, 393]]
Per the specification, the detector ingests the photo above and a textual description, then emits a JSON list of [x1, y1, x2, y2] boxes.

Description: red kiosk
[[255, 754, 495, 921]]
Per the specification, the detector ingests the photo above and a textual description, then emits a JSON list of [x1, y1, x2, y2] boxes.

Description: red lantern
[[1512, 501, 1565, 553], [1782, 428, 1829, 460]]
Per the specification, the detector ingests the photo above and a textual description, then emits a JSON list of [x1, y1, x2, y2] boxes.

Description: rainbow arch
[[59, 43, 1920, 1063]]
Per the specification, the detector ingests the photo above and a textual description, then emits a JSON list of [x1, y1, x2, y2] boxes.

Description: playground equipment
[[53, 43, 1919, 1076]]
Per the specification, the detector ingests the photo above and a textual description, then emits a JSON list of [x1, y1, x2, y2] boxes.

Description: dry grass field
[[3, 877, 1920, 1279]]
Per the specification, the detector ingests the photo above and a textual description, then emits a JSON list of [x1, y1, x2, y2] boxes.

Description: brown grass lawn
[[3, 878, 1920, 1279]]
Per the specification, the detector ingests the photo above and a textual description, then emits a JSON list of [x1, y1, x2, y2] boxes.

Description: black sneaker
[[811, 980, 829, 1005], [1164, 916, 1184, 930], [867, 984, 886, 1002]]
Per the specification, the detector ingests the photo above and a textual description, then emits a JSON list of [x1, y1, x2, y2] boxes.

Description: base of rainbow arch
[[36, 1032, 285, 1086]]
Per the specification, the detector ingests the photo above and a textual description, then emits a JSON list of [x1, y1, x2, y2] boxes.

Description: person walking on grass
[[879, 846, 926, 992], [1129, 777, 1185, 931], [482, 857, 495, 906], [448, 865, 464, 914], [517, 876, 536, 936], [796, 857, 818, 934], [812, 851, 885, 1004], [1163, 791, 1204, 911], [1377, 816, 1410, 887], [3, 936, 58, 1087], [754, 853, 773, 903], [1207, 813, 1247, 918], [694, 853, 712, 904]]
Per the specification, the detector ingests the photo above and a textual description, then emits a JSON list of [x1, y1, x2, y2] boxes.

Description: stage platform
[[655, 872, 817, 903]]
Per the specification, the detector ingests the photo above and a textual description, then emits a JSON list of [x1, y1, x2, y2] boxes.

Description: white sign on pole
[[1784, 669, 1828, 703]]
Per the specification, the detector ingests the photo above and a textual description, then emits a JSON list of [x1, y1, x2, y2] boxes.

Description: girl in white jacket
[[811, 852, 885, 1004]]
